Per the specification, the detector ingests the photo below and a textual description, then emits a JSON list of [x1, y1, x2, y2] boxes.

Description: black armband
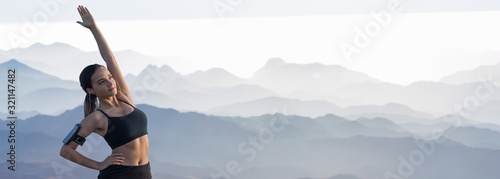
[[63, 123, 86, 146]]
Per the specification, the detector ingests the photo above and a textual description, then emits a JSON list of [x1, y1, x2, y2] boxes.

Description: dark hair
[[79, 64, 104, 117]]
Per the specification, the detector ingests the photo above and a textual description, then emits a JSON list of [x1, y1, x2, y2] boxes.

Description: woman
[[59, 5, 151, 179]]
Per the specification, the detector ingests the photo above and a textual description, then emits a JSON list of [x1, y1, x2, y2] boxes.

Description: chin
[[104, 90, 117, 97]]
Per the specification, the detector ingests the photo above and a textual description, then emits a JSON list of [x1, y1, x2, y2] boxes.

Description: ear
[[86, 88, 94, 95]]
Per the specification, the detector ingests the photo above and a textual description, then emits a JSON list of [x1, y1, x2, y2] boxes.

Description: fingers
[[110, 153, 125, 165], [112, 157, 125, 165], [77, 5, 90, 15], [112, 153, 123, 157], [77, 6, 83, 16]]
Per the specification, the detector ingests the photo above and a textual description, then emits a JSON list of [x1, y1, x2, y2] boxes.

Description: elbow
[[59, 145, 70, 159]]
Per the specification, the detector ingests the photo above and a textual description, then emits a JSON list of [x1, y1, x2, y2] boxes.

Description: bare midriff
[[111, 135, 149, 166]]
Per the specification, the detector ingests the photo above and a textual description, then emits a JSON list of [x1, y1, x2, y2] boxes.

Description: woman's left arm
[[77, 5, 132, 103]]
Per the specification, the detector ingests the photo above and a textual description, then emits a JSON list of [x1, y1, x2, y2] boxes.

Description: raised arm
[[77, 5, 133, 103]]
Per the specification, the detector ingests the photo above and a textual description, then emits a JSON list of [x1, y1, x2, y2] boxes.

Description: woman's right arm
[[59, 114, 125, 170], [59, 142, 102, 170], [76, 5, 133, 104]]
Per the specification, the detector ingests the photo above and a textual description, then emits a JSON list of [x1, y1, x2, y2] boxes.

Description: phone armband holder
[[63, 123, 86, 146]]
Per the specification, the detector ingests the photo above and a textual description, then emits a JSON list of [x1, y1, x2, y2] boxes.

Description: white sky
[[1, 1, 500, 85]]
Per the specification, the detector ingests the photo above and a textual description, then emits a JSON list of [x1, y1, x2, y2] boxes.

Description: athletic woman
[[59, 5, 151, 179]]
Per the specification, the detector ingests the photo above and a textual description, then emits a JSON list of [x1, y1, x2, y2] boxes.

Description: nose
[[106, 79, 113, 86]]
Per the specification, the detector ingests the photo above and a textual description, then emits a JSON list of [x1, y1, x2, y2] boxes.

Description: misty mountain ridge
[[0, 42, 82, 62], [444, 126, 500, 149], [0, 42, 171, 81], [207, 97, 433, 123], [439, 61, 500, 85], [119, 58, 498, 122], [184, 67, 254, 88], [3, 42, 500, 125], [4, 42, 500, 87], [0, 58, 489, 124], [0, 59, 81, 117], [251, 57, 382, 95], [4, 104, 500, 179]]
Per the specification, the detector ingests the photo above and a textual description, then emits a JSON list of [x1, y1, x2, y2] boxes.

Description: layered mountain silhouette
[[2, 104, 500, 179], [439, 62, 500, 85], [251, 57, 381, 95], [2, 42, 500, 178], [0, 59, 81, 117], [0, 42, 170, 81], [184, 67, 253, 88], [2, 42, 500, 126]]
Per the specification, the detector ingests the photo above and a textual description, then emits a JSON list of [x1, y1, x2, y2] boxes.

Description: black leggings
[[98, 162, 152, 179]]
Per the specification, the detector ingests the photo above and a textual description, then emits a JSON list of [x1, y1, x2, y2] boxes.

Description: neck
[[97, 95, 119, 109]]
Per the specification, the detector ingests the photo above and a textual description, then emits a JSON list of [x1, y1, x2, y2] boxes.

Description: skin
[[59, 5, 149, 171]]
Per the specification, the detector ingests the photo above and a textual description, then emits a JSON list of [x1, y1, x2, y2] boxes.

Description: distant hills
[[0, 42, 169, 81], [2, 42, 500, 125], [184, 67, 253, 88], [2, 104, 500, 178], [208, 97, 434, 120], [0, 59, 81, 117], [2, 41, 500, 179], [439, 62, 500, 85], [251, 57, 381, 95]]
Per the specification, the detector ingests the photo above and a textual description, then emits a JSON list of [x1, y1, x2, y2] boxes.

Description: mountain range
[[0, 42, 169, 81], [1, 40, 500, 178], [2, 42, 500, 125], [1, 104, 500, 179], [439, 62, 500, 85]]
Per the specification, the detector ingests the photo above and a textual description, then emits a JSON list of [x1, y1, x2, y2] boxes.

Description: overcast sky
[[1, 0, 500, 85], [1, 0, 500, 22]]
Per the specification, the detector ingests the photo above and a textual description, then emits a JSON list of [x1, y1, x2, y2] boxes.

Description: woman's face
[[89, 66, 117, 98]]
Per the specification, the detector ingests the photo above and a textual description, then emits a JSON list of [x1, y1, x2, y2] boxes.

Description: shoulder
[[81, 110, 108, 131], [75, 110, 107, 138], [85, 110, 106, 122]]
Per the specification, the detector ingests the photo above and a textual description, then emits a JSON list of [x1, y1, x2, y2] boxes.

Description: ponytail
[[79, 64, 105, 117], [84, 92, 98, 117]]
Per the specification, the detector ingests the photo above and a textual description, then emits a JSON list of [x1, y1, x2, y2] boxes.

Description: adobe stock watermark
[[213, 0, 244, 19], [384, 74, 500, 179], [208, 107, 290, 179], [339, 0, 404, 63], [7, 0, 70, 49]]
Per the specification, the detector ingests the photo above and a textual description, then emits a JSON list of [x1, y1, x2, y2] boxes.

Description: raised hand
[[76, 5, 96, 29]]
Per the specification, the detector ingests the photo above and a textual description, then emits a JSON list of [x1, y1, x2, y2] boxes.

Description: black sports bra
[[97, 100, 148, 149]]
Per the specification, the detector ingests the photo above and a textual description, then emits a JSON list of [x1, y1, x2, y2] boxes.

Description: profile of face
[[88, 66, 117, 98]]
